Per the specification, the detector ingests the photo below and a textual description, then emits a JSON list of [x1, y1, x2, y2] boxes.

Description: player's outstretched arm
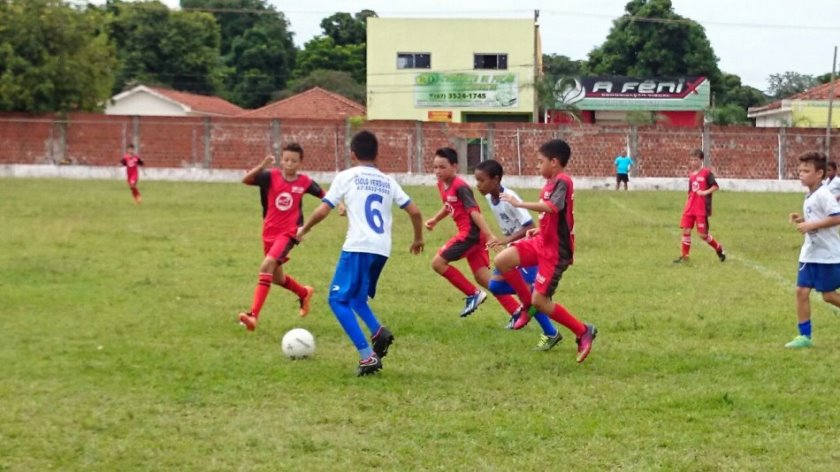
[[469, 211, 498, 245], [499, 193, 554, 214], [797, 214, 840, 234], [296, 202, 332, 242], [242, 155, 274, 185], [403, 202, 425, 254], [424, 206, 448, 231]]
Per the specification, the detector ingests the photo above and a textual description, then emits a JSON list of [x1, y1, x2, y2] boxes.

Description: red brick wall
[[1, 112, 838, 179]]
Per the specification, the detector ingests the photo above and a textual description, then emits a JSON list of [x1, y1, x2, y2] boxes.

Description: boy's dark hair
[[351, 131, 378, 161], [127, 144, 135, 149], [799, 151, 828, 176], [476, 159, 504, 180], [282, 142, 304, 160], [435, 147, 458, 165], [691, 149, 704, 160], [829, 161, 837, 171], [538, 139, 571, 166]]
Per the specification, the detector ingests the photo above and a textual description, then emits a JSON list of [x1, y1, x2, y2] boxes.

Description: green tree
[[275, 69, 365, 104], [0, 0, 116, 113], [293, 36, 365, 84], [108, 0, 222, 94], [180, 0, 296, 108], [320, 10, 376, 46], [587, 0, 723, 95], [542, 54, 586, 79], [766, 71, 819, 99]]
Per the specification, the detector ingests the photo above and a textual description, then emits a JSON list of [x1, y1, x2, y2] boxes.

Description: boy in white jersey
[[296, 131, 424, 375], [786, 151, 840, 348], [475, 160, 563, 351]]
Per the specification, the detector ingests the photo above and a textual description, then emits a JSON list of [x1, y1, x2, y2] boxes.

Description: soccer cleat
[[299, 286, 315, 317], [575, 324, 598, 363], [357, 353, 382, 376], [717, 248, 726, 262], [371, 326, 394, 358], [238, 312, 257, 331], [535, 332, 563, 351], [673, 256, 689, 264], [513, 306, 536, 330], [460, 290, 487, 317], [784, 335, 814, 348], [506, 307, 523, 329]]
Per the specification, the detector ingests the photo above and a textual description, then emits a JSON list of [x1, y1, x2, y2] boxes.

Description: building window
[[397, 53, 431, 69], [474, 53, 508, 70]]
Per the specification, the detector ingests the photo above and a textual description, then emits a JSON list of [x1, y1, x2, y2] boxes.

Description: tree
[[179, 0, 296, 108], [0, 0, 116, 113], [766, 71, 819, 99], [542, 54, 586, 80], [320, 10, 376, 46], [276, 69, 365, 104], [587, 0, 723, 96], [293, 36, 365, 84], [108, 0, 222, 95], [711, 72, 767, 123]]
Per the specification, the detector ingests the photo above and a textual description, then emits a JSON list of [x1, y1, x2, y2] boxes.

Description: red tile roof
[[241, 87, 365, 119], [750, 79, 840, 114], [147, 86, 245, 116]]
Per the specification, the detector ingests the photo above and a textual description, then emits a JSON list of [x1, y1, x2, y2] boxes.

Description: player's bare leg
[[674, 228, 692, 263], [271, 262, 314, 317], [820, 290, 840, 309], [473, 266, 519, 319]]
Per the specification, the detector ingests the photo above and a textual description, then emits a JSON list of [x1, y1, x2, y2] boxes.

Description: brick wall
[[2, 112, 840, 179]]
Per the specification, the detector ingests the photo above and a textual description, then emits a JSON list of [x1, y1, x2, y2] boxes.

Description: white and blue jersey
[[486, 187, 533, 237], [797, 185, 840, 292], [323, 165, 411, 258]]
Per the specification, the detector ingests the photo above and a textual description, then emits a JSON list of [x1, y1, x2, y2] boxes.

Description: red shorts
[[438, 235, 489, 273], [263, 234, 297, 264], [127, 175, 138, 187], [680, 214, 709, 232], [511, 238, 569, 298]]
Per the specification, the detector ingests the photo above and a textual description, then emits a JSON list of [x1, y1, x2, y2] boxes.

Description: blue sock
[[350, 296, 381, 335], [534, 313, 557, 336], [488, 278, 515, 296], [329, 298, 372, 359], [798, 320, 812, 338]]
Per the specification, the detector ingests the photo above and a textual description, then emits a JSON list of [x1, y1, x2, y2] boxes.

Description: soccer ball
[[281, 328, 315, 359]]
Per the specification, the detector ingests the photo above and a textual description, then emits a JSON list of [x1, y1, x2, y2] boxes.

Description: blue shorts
[[797, 262, 840, 292], [329, 251, 388, 303]]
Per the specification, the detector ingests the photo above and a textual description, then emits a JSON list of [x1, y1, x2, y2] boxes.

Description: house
[[240, 87, 365, 120], [366, 17, 540, 123], [105, 85, 244, 117], [748, 80, 840, 127]]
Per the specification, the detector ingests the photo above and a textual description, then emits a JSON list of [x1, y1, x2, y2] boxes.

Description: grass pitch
[[2, 178, 839, 471]]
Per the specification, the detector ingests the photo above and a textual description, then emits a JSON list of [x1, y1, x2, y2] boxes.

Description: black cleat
[[371, 326, 394, 359], [357, 354, 382, 377], [717, 249, 726, 262], [673, 256, 689, 264]]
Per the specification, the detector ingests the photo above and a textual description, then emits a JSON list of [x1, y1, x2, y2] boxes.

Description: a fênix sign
[[554, 76, 710, 111]]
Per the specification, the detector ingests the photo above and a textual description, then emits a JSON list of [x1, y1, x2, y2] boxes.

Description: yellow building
[[366, 17, 540, 123], [748, 80, 840, 127]]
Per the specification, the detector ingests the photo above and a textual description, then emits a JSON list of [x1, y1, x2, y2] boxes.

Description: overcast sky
[[153, 0, 840, 92]]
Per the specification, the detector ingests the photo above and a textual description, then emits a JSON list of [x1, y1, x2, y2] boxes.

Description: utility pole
[[826, 46, 837, 160], [533, 9, 540, 123]]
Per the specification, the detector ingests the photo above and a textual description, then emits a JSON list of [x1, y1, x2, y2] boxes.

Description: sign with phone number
[[414, 72, 519, 108]]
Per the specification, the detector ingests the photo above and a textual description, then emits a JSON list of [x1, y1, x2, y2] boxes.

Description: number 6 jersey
[[322, 164, 412, 257]]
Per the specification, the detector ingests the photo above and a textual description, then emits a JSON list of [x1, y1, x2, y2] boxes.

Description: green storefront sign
[[414, 72, 519, 108]]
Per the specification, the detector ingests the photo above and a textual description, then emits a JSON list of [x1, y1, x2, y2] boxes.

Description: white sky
[[150, 0, 840, 92]]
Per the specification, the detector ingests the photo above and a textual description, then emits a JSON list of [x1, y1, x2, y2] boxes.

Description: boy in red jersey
[[238, 143, 324, 331], [425, 147, 522, 318], [120, 144, 144, 204], [673, 149, 726, 263], [493, 139, 597, 364]]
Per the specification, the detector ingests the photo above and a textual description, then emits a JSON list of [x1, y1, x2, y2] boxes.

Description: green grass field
[[2, 178, 840, 471]]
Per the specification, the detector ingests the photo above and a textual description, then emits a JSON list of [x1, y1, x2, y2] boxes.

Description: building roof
[[749, 79, 840, 115], [111, 85, 245, 116], [241, 87, 365, 119]]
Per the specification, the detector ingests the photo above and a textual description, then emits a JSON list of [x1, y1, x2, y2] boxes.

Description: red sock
[[250, 273, 273, 317], [280, 274, 308, 299], [495, 294, 521, 315], [702, 233, 722, 252], [681, 235, 691, 257], [502, 269, 532, 307], [131, 187, 140, 199], [442, 266, 477, 296], [550, 303, 586, 337]]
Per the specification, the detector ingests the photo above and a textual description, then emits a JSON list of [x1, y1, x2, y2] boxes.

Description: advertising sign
[[554, 76, 710, 111], [414, 72, 519, 108]]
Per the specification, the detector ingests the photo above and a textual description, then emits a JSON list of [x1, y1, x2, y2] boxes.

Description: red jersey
[[120, 153, 143, 179], [437, 176, 481, 239], [254, 169, 324, 239], [537, 172, 575, 264], [683, 167, 717, 216]]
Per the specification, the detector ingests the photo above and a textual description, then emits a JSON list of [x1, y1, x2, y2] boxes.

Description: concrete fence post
[[702, 122, 711, 167], [50, 119, 66, 164], [629, 125, 638, 177], [270, 119, 281, 156], [131, 116, 140, 150], [203, 117, 213, 169], [778, 127, 786, 180], [414, 121, 424, 173], [486, 124, 495, 164]]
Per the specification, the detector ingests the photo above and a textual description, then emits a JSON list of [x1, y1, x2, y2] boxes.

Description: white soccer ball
[[281, 328, 315, 359]]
